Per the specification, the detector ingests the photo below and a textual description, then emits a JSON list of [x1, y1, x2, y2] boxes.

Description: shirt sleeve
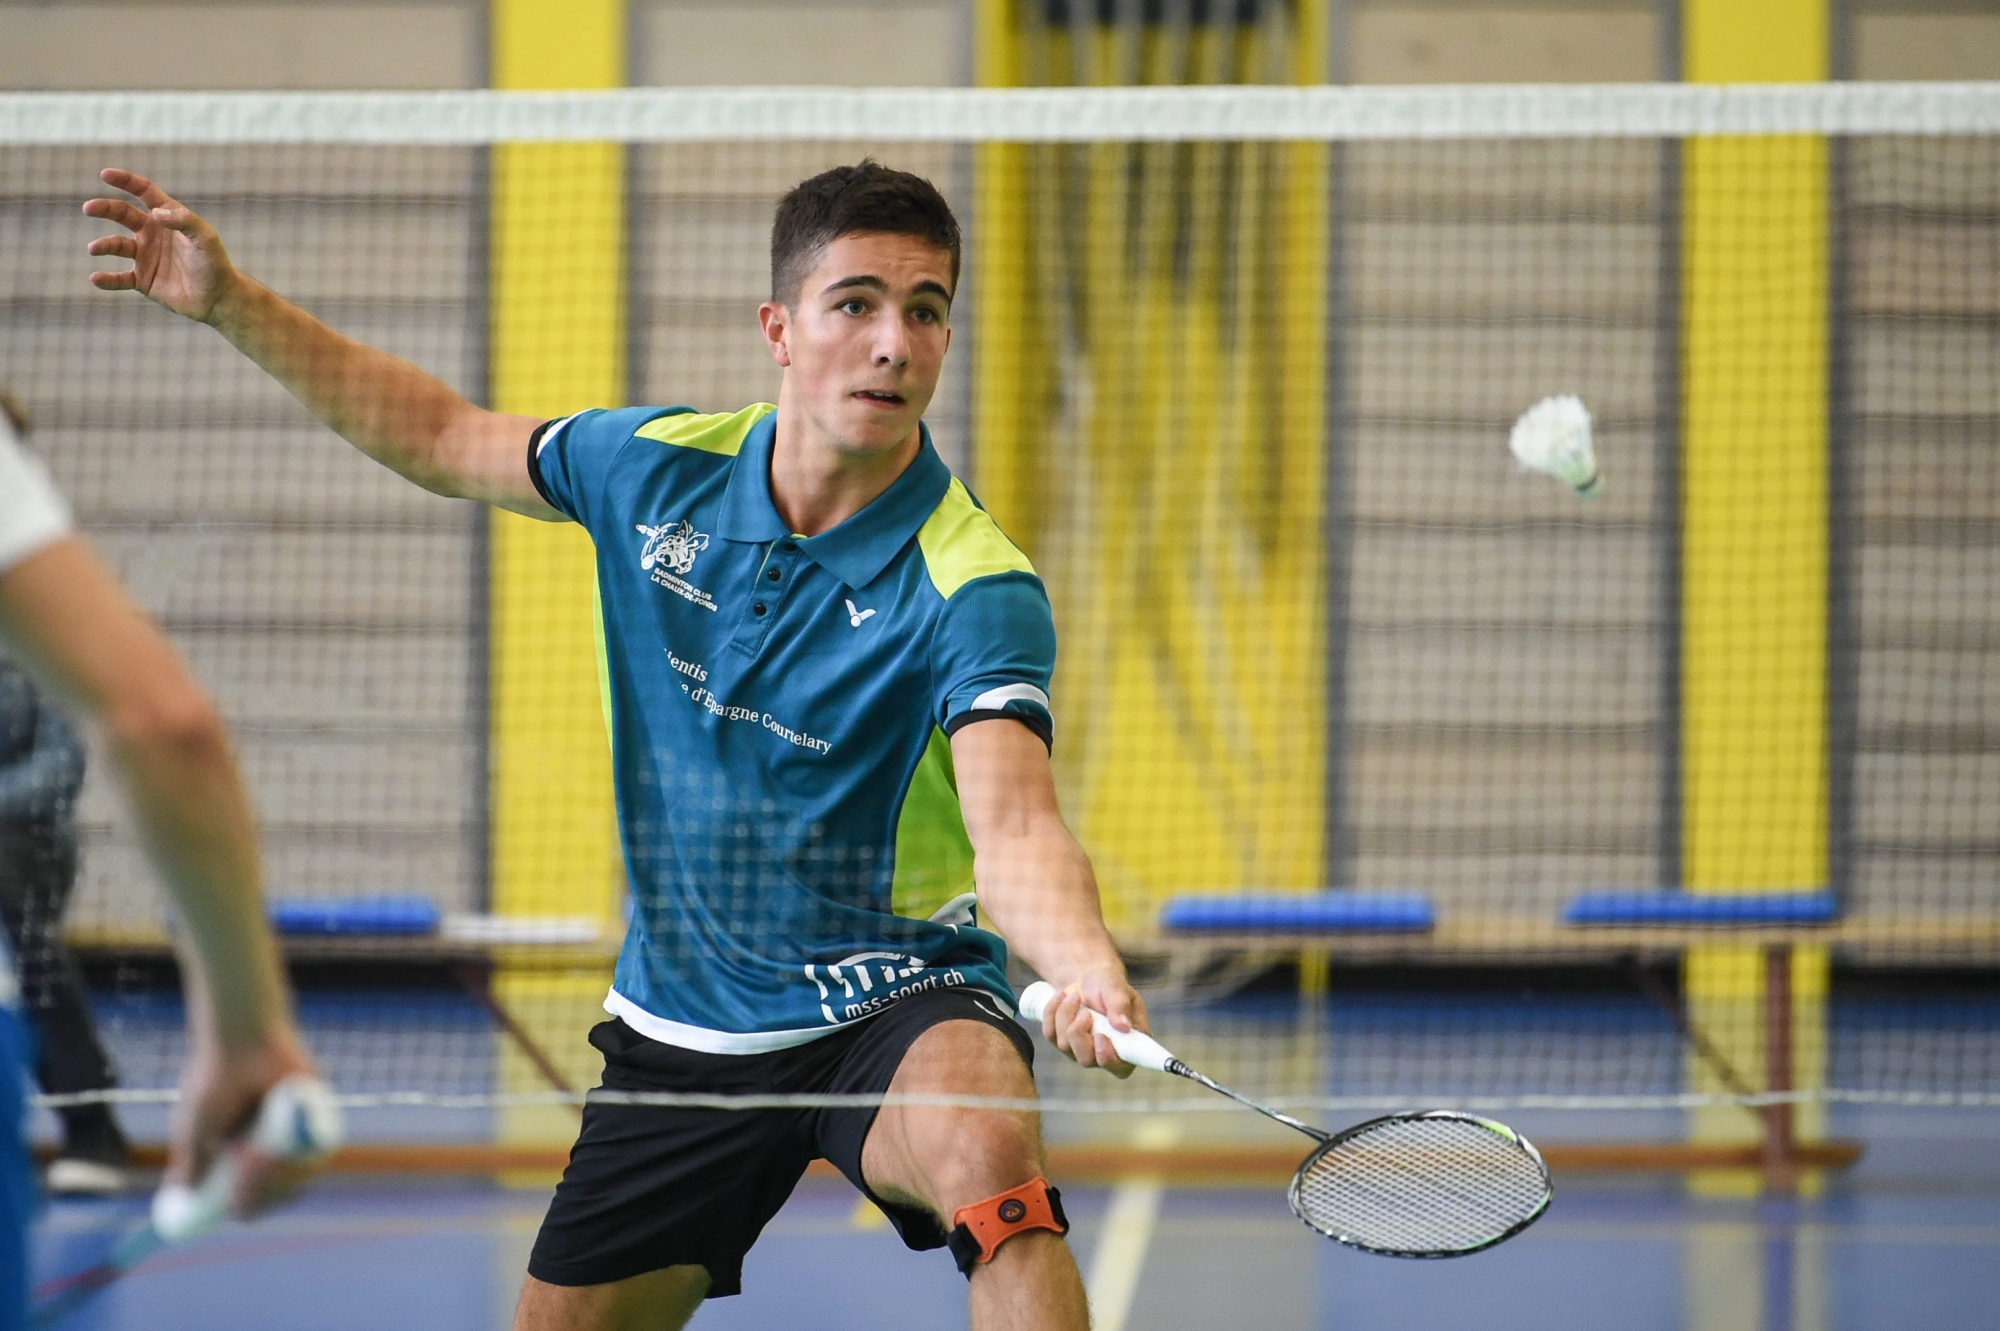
[[932, 571, 1057, 749], [0, 417, 72, 575], [528, 406, 694, 528]]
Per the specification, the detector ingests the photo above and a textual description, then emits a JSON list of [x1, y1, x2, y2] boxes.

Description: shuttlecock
[[1508, 395, 1601, 499]]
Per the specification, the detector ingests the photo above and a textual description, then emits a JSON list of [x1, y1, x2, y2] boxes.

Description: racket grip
[[1016, 981, 1174, 1073], [152, 1074, 344, 1242]]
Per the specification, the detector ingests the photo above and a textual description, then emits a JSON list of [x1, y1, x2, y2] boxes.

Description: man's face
[[760, 231, 953, 455]]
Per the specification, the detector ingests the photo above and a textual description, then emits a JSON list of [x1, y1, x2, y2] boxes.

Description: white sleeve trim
[[968, 683, 1051, 713], [0, 419, 72, 574], [536, 413, 581, 457]]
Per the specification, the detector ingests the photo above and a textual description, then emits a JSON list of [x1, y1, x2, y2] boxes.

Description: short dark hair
[[770, 160, 961, 306], [0, 388, 27, 438]]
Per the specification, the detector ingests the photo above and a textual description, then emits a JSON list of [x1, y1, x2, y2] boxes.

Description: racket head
[[1286, 1110, 1553, 1258]]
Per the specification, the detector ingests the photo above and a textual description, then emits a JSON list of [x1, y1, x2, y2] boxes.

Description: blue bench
[[269, 895, 441, 937], [1562, 890, 1838, 927], [1162, 892, 1436, 933]]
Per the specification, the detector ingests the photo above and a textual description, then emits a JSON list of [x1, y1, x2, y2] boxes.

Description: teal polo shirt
[[528, 403, 1055, 1053]]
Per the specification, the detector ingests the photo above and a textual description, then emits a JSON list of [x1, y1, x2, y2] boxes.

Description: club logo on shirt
[[636, 520, 718, 612], [804, 952, 968, 1024], [637, 519, 708, 576]]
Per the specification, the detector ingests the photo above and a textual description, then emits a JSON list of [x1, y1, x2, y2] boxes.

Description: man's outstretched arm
[[84, 168, 559, 518], [951, 718, 1148, 1078]]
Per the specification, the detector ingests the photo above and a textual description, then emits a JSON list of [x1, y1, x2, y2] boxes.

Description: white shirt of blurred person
[[0, 403, 321, 1329]]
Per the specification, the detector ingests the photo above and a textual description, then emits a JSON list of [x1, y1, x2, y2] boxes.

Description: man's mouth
[[853, 390, 905, 406]]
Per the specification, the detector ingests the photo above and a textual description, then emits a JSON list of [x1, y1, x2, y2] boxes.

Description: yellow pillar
[[489, 0, 626, 1148], [1681, 0, 1832, 1196]]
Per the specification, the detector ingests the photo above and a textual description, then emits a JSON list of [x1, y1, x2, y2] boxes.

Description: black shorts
[[526, 985, 1035, 1296]]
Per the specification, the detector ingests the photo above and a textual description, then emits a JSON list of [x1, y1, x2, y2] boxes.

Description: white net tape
[[6, 82, 2000, 146]]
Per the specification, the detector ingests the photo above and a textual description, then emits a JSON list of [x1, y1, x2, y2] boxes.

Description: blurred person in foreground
[[0, 394, 134, 1196], [84, 160, 1141, 1331], [0, 392, 324, 1327]]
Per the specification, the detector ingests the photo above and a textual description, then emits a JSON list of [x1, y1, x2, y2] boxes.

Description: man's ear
[[757, 300, 792, 369]]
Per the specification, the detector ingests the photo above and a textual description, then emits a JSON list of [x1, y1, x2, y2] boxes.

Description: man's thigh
[[858, 1017, 1046, 1221], [513, 1265, 710, 1331]]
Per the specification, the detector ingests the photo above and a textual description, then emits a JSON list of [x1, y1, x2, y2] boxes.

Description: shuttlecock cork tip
[[1509, 395, 1601, 499]]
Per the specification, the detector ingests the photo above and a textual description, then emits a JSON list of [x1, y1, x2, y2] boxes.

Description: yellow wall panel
[[975, 2, 1332, 929]]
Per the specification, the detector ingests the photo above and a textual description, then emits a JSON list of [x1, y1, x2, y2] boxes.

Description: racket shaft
[[1016, 982, 1323, 1140]]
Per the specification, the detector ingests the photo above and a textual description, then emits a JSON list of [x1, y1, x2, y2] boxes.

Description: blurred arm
[[0, 537, 292, 1056]]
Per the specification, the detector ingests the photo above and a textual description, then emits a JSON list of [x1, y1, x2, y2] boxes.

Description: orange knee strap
[[946, 1178, 1069, 1276]]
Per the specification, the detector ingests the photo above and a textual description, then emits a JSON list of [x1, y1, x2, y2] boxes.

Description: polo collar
[[712, 411, 953, 592]]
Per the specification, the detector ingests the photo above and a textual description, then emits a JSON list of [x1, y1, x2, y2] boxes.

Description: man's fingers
[[82, 197, 150, 232], [228, 1147, 311, 1220], [99, 167, 173, 209], [87, 236, 136, 260], [89, 270, 139, 291]]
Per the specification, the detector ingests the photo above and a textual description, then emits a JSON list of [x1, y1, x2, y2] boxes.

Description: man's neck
[[767, 398, 923, 538]]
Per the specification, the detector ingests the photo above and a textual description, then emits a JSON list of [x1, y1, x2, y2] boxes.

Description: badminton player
[[87, 159, 1142, 1330], [0, 398, 322, 1328]]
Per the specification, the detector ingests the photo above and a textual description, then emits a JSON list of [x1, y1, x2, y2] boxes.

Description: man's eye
[[839, 299, 868, 316], [913, 307, 940, 324]]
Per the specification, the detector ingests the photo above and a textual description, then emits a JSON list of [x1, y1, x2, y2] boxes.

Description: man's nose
[[873, 320, 911, 366]]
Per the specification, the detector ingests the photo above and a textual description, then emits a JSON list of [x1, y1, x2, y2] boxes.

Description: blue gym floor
[[31, 1133, 2000, 1331]]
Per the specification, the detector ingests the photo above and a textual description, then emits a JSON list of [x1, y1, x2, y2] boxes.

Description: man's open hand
[[84, 169, 239, 323], [1040, 969, 1150, 1080]]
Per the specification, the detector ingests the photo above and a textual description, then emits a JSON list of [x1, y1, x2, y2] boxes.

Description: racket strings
[[1290, 1116, 1550, 1256]]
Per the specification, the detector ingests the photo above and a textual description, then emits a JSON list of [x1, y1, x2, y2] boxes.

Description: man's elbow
[[104, 680, 232, 774]]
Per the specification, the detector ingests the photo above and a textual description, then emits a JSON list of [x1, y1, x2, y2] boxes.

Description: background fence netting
[[1, 86, 1997, 1168]]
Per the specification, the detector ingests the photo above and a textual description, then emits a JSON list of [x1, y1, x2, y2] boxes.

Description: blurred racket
[[31, 1075, 342, 1326], [1017, 982, 1551, 1258]]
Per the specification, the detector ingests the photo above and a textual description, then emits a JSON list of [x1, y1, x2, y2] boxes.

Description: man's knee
[[923, 1108, 1043, 1215]]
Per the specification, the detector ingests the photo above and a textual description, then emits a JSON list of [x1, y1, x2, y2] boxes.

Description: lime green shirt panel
[[593, 581, 614, 748], [633, 402, 776, 455], [916, 476, 1036, 599], [891, 726, 978, 919]]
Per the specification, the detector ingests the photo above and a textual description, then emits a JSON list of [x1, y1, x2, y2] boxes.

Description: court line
[[1086, 1180, 1162, 1331], [1085, 1118, 1180, 1331]]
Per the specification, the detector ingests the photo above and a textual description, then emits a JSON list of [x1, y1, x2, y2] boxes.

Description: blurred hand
[[84, 169, 241, 324], [169, 1027, 323, 1219], [1041, 968, 1150, 1080]]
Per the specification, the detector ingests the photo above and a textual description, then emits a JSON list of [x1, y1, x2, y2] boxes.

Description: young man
[[0, 393, 323, 1329], [85, 160, 1145, 1331]]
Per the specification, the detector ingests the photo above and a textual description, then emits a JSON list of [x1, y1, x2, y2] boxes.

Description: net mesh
[[0, 86, 1998, 1161]]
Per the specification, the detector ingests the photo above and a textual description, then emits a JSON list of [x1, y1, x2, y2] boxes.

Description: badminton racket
[[1018, 982, 1551, 1258], [31, 1074, 342, 1327]]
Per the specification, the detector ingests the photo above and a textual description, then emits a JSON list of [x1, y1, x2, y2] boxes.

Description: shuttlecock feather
[[1508, 395, 1601, 498]]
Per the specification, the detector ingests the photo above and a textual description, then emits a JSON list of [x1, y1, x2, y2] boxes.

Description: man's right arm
[[84, 168, 560, 520]]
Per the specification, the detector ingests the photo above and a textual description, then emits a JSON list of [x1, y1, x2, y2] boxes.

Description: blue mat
[[270, 895, 441, 937], [1162, 892, 1435, 933], [1562, 890, 1839, 927]]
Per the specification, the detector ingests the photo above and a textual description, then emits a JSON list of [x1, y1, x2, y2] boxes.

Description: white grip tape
[[151, 1074, 345, 1243], [1015, 981, 1174, 1072]]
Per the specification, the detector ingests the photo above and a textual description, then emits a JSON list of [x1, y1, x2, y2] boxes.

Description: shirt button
[[766, 568, 781, 582], [779, 541, 798, 553], [753, 602, 768, 617]]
